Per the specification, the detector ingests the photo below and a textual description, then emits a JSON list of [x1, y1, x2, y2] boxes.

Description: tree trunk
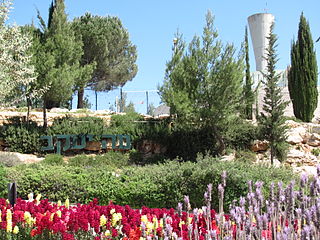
[[270, 145, 274, 165], [212, 125, 225, 155], [77, 87, 84, 109], [45, 99, 60, 109], [26, 97, 31, 124], [43, 99, 48, 129]]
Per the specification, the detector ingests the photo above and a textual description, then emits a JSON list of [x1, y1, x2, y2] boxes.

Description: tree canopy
[[160, 11, 244, 154], [72, 13, 138, 108], [288, 13, 318, 122]]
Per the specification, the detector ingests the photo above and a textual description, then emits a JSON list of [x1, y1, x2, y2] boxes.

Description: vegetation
[[258, 24, 289, 165], [243, 26, 254, 120], [288, 13, 318, 122], [4, 154, 296, 210], [72, 13, 138, 108], [160, 11, 244, 155]]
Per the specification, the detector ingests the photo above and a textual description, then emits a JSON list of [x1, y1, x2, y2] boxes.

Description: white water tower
[[247, 13, 275, 72]]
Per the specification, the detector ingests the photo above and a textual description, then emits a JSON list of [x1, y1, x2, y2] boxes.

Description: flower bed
[[0, 169, 320, 239]]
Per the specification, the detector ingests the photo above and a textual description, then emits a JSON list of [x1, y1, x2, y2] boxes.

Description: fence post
[[8, 182, 17, 206]]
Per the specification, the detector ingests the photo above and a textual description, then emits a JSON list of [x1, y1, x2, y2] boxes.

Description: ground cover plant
[[4, 154, 296, 210], [0, 166, 316, 239]]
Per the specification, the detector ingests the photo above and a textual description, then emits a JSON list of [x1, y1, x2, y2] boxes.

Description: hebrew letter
[[71, 135, 86, 150], [101, 134, 116, 149], [56, 135, 71, 152], [118, 135, 131, 150], [40, 136, 54, 151]]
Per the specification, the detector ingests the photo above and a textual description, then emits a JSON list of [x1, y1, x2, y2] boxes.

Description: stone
[[306, 139, 320, 147], [250, 140, 269, 152], [287, 149, 305, 159], [49, 108, 69, 113], [0, 152, 44, 166], [286, 134, 303, 145], [84, 141, 101, 151]]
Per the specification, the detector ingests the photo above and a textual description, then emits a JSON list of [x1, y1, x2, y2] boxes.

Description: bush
[[68, 152, 130, 168], [312, 148, 320, 156], [6, 155, 297, 210], [42, 154, 64, 165], [0, 118, 43, 154], [235, 150, 257, 163], [47, 116, 106, 138]]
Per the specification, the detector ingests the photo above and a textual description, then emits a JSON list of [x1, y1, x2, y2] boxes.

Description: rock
[[285, 120, 301, 128], [311, 133, 320, 141], [250, 140, 269, 152], [49, 108, 69, 113], [84, 141, 101, 151], [307, 139, 320, 147], [293, 166, 317, 176], [287, 149, 305, 159], [220, 153, 236, 161], [286, 134, 303, 145], [0, 152, 44, 166]]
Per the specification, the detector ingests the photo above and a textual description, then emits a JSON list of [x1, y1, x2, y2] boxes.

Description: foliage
[[47, 116, 105, 137], [67, 152, 130, 168], [6, 155, 297, 210], [258, 24, 289, 164], [311, 148, 320, 156], [159, 11, 244, 155], [0, 0, 38, 107], [31, 0, 91, 109], [0, 118, 43, 154], [42, 154, 64, 165], [72, 13, 138, 108], [243, 26, 254, 120], [288, 13, 318, 122], [234, 150, 257, 163]]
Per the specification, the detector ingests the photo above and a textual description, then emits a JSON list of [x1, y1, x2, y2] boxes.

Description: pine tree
[[259, 23, 289, 165], [288, 13, 318, 122], [72, 13, 137, 108], [160, 11, 244, 154], [34, 0, 87, 109], [243, 26, 254, 120]]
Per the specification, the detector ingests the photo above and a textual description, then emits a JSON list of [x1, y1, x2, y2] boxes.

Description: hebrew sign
[[40, 134, 131, 154]]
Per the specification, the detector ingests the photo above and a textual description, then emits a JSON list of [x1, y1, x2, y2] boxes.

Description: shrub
[[312, 148, 320, 156], [42, 154, 64, 165], [6, 156, 297, 210], [0, 118, 43, 154], [68, 152, 130, 168], [0, 153, 23, 167], [235, 150, 257, 163], [47, 116, 105, 138]]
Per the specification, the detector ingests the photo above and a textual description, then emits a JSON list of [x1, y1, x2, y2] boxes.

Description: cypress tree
[[288, 13, 318, 122], [243, 26, 254, 120], [259, 23, 289, 165]]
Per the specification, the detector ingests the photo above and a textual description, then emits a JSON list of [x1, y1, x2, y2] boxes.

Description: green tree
[[243, 26, 254, 120], [160, 11, 244, 154], [0, 0, 43, 123], [72, 13, 138, 108], [32, 0, 92, 127], [259, 23, 289, 165], [288, 13, 318, 122]]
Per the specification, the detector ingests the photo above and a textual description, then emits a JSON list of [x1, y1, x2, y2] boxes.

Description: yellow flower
[[56, 210, 62, 218], [24, 211, 32, 225], [112, 213, 122, 226], [146, 221, 154, 231], [110, 208, 115, 215], [36, 194, 41, 204], [0, 210, 2, 222], [13, 226, 19, 234], [152, 217, 158, 229], [50, 213, 55, 221], [65, 198, 70, 209], [179, 221, 185, 228], [105, 230, 111, 237], [28, 193, 34, 202], [6, 221, 12, 233], [277, 225, 281, 232], [141, 215, 148, 223], [57, 200, 62, 207], [6, 209, 12, 221], [159, 219, 164, 228], [100, 215, 107, 226]]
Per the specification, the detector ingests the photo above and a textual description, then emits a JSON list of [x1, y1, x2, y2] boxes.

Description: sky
[[7, 0, 320, 113]]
